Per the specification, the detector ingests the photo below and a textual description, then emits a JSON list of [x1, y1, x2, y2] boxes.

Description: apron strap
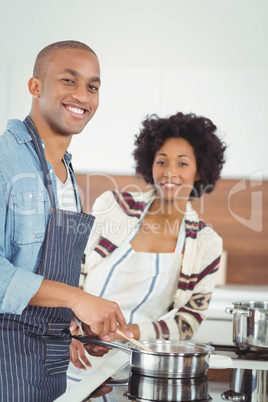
[[68, 161, 82, 212], [174, 216, 186, 254], [23, 116, 56, 208]]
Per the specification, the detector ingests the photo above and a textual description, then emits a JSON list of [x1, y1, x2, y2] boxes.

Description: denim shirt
[[0, 119, 82, 314]]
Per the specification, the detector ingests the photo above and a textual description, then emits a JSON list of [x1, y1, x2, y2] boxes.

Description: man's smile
[[64, 104, 88, 117]]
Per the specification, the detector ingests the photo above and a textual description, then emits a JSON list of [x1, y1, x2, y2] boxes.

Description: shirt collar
[[7, 117, 72, 164]]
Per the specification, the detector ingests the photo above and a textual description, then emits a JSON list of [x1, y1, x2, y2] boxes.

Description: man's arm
[[29, 279, 133, 341]]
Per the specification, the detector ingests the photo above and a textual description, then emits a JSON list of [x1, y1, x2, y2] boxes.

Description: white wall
[[1, 0, 267, 179]]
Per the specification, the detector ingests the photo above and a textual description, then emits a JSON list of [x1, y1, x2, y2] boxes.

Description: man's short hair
[[33, 40, 96, 80]]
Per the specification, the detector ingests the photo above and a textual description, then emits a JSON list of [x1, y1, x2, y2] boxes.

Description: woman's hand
[[81, 323, 111, 356], [86, 380, 113, 399], [83, 343, 110, 357], [69, 323, 111, 369], [70, 336, 91, 370]]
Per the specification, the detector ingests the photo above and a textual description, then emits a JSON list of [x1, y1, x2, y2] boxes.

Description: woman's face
[[152, 137, 199, 202]]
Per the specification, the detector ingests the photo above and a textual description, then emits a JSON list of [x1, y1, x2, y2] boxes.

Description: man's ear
[[28, 77, 42, 98]]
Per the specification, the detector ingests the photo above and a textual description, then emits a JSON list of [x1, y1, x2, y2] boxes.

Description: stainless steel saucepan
[[72, 335, 214, 379], [225, 300, 268, 350]]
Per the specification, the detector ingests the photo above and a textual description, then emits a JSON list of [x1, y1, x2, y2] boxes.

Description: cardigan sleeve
[[139, 228, 223, 341]]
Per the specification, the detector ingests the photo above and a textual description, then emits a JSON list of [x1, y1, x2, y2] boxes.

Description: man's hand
[[70, 291, 133, 342], [115, 324, 140, 340], [29, 280, 133, 341]]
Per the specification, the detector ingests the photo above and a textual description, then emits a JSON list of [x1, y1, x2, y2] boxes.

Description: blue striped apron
[[0, 117, 95, 402]]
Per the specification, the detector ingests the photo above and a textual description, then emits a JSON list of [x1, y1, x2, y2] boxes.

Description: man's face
[[33, 48, 101, 137]]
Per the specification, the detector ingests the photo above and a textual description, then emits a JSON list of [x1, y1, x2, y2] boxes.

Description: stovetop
[[84, 365, 268, 402], [211, 343, 268, 358], [209, 344, 268, 378], [83, 346, 268, 402]]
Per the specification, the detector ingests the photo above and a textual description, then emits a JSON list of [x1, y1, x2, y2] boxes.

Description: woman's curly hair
[[133, 112, 226, 199]]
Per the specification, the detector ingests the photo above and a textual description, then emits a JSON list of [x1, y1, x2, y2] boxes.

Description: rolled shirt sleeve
[[0, 262, 44, 314]]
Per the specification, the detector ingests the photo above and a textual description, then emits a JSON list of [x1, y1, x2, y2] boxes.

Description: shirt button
[[29, 193, 33, 199], [49, 169, 53, 173]]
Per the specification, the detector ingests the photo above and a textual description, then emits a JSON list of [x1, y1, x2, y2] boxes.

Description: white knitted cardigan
[[83, 190, 223, 340]]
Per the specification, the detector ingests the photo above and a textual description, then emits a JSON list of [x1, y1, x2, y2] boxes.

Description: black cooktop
[[210, 343, 268, 361], [83, 361, 268, 402]]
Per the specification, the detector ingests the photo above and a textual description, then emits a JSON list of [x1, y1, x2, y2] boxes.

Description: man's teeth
[[67, 106, 84, 115]]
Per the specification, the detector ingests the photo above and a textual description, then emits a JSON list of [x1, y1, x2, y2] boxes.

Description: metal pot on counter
[[73, 336, 214, 379], [221, 368, 268, 402], [225, 301, 268, 350]]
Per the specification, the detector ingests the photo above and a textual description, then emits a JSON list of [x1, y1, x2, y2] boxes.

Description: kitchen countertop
[[192, 284, 268, 345], [55, 350, 129, 402], [204, 284, 268, 319]]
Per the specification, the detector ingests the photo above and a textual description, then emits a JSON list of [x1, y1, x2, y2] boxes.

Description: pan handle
[[71, 335, 130, 353], [225, 307, 251, 317], [105, 378, 128, 386]]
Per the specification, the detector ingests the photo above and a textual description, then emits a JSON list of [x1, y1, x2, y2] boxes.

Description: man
[[0, 40, 132, 401]]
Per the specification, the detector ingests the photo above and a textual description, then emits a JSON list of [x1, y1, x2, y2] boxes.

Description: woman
[[70, 111, 226, 369]]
